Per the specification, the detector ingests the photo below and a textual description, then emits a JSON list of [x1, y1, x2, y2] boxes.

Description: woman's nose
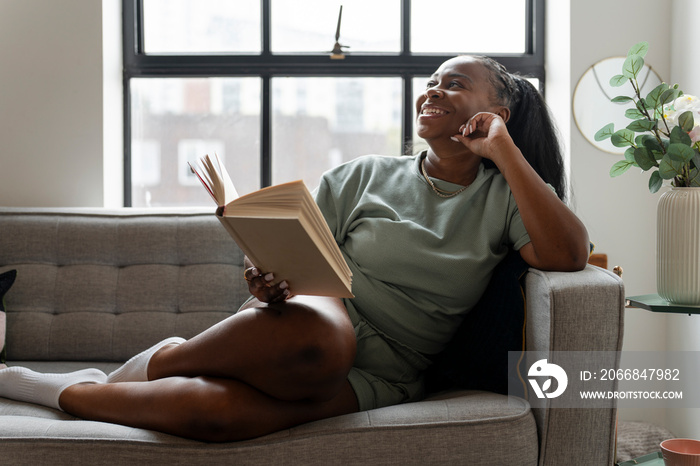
[[425, 87, 443, 99]]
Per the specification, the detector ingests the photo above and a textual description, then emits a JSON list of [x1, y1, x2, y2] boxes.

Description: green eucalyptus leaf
[[660, 89, 675, 105], [627, 119, 656, 132], [693, 154, 700, 170], [595, 123, 615, 141], [624, 147, 638, 164], [637, 135, 664, 160], [649, 170, 663, 193], [612, 95, 634, 103], [611, 128, 636, 147], [679, 110, 695, 132], [628, 41, 649, 58], [642, 135, 664, 154], [645, 83, 668, 111], [660, 88, 683, 105], [610, 160, 634, 177], [659, 156, 684, 179], [623, 54, 645, 79], [626, 108, 645, 120], [670, 126, 692, 146], [689, 168, 700, 187], [634, 146, 656, 170], [609, 75, 628, 87], [667, 142, 695, 163]]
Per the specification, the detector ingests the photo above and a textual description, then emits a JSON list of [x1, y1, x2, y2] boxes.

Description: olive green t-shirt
[[314, 153, 530, 355]]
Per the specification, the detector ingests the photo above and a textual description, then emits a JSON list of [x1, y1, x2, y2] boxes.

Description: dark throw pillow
[[425, 250, 529, 397], [0, 269, 18, 364]]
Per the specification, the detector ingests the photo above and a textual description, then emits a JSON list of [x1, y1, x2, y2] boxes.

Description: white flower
[[674, 95, 700, 112], [664, 95, 700, 141]]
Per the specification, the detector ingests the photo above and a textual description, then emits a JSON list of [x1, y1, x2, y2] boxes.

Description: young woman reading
[[0, 56, 588, 442]]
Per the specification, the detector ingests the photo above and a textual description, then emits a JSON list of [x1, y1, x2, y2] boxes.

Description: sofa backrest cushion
[[0, 208, 248, 362]]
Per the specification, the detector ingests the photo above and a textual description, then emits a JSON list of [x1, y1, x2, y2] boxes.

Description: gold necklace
[[421, 158, 469, 198]]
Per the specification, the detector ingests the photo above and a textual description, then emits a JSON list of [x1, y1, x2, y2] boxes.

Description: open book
[[188, 154, 353, 298]]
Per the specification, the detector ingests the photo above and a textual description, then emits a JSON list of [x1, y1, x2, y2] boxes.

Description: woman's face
[[415, 56, 500, 143]]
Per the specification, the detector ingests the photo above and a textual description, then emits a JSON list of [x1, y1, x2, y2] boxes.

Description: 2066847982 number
[[599, 368, 680, 381]]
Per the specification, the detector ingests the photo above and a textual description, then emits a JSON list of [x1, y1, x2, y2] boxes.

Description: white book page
[[189, 154, 239, 206]]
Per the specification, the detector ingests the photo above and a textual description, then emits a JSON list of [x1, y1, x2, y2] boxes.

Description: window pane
[[130, 77, 261, 207], [411, 0, 526, 54], [271, 0, 400, 53], [412, 77, 430, 155], [143, 0, 261, 53], [271, 77, 402, 189]]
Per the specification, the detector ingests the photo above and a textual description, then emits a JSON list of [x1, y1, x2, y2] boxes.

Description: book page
[[219, 216, 353, 298], [189, 154, 239, 206]]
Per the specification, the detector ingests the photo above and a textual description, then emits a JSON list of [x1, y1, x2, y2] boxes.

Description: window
[[123, 0, 544, 207]]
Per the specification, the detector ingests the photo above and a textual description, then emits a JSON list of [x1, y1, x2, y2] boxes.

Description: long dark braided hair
[[474, 56, 567, 201]]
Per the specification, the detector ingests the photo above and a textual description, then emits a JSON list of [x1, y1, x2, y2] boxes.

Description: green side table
[[627, 294, 700, 315], [616, 451, 663, 465]]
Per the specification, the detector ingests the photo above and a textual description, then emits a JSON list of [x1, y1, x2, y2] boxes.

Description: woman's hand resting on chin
[[450, 112, 518, 168]]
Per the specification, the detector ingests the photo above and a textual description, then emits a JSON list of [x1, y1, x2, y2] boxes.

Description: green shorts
[[346, 308, 432, 412]]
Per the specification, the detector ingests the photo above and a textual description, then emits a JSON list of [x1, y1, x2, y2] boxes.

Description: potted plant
[[595, 41, 700, 304]]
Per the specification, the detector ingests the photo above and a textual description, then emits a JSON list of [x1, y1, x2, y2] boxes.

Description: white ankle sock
[[107, 337, 185, 383], [0, 367, 106, 411]]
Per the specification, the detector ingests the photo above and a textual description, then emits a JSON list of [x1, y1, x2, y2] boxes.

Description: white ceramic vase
[[657, 187, 700, 305]]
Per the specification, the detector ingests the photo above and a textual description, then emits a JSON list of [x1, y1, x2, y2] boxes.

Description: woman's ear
[[497, 106, 511, 123]]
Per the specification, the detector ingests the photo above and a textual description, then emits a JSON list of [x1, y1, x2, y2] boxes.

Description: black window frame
[[122, 0, 545, 206]]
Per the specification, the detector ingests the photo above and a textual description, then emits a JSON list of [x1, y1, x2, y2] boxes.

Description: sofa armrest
[[525, 265, 625, 466]]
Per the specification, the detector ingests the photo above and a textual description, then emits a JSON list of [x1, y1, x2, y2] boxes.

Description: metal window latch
[[330, 5, 349, 59]]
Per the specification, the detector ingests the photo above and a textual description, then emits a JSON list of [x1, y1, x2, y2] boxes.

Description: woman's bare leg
[[2, 295, 359, 441], [147, 295, 356, 402], [59, 296, 358, 441], [59, 376, 359, 442]]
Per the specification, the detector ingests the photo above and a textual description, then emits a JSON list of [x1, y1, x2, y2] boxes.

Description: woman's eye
[[426, 81, 437, 89], [448, 81, 462, 88]]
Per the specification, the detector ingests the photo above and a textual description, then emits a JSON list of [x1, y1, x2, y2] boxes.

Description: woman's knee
[[184, 376, 355, 442], [298, 338, 354, 401], [177, 377, 257, 442], [270, 298, 356, 399], [268, 296, 355, 360], [183, 377, 313, 442]]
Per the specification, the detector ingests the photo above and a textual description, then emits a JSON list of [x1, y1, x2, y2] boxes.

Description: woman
[[0, 56, 589, 442]]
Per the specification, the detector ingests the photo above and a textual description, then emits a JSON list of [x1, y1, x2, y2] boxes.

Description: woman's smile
[[419, 105, 450, 118]]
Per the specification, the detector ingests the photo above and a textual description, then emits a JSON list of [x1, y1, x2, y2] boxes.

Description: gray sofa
[[0, 207, 625, 465]]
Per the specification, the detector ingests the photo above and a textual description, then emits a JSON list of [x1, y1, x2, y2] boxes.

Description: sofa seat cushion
[[0, 377, 538, 465]]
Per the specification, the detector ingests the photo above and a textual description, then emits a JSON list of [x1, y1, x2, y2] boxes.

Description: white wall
[[102, 0, 124, 208], [0, 0, 104, 207]]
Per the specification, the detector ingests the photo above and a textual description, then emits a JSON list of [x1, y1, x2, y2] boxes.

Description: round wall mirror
[[573, 57, 662, 154]]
